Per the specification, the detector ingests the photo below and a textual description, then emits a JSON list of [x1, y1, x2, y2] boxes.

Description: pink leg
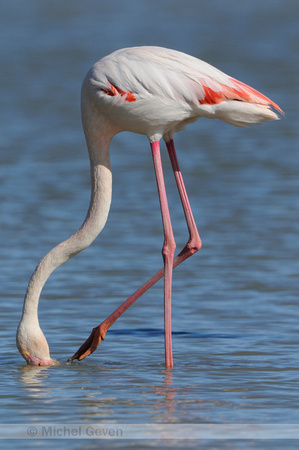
[[151, 141, 175, 368], [68, 139, 201, 366], [165, 139, 202, 261]]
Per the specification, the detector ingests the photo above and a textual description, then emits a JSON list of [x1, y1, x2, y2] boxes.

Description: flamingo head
[[16, 321, 59, 366]]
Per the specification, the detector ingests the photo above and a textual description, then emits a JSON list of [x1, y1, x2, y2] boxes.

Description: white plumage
[[86, 46, 282, 140]]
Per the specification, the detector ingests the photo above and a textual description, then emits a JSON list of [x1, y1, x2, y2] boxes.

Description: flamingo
[[16, 46, 283, 368]]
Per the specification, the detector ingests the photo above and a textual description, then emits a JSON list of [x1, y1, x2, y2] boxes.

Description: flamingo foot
[[68, 325, 106, 362]]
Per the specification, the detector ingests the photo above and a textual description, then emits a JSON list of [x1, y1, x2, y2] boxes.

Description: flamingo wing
[[91, 46, 282, 115]]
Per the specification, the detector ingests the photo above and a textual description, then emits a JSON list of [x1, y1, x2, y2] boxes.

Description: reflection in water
[[151, 371, 177, 419], [18, 365, 51, 396]]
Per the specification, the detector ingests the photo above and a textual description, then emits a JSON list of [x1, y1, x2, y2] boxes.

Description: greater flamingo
[[16, 46, 282, 368]]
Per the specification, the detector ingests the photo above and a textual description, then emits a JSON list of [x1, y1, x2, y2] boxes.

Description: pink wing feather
[[199, 77, 283, 114]]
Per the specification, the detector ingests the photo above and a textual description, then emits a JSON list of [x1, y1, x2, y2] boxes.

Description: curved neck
[[21, 110, 114, 323]]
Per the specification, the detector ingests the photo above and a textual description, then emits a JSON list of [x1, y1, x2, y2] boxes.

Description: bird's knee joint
[[162, 240, 176, 259], [188, 237, 202, 254]]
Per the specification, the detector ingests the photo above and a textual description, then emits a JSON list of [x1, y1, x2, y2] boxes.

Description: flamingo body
[[86, 46, 281, 141], [16, 46, 282, 367]]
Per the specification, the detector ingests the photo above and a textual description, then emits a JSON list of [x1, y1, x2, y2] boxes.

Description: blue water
[[0, 0, 299, 447]]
